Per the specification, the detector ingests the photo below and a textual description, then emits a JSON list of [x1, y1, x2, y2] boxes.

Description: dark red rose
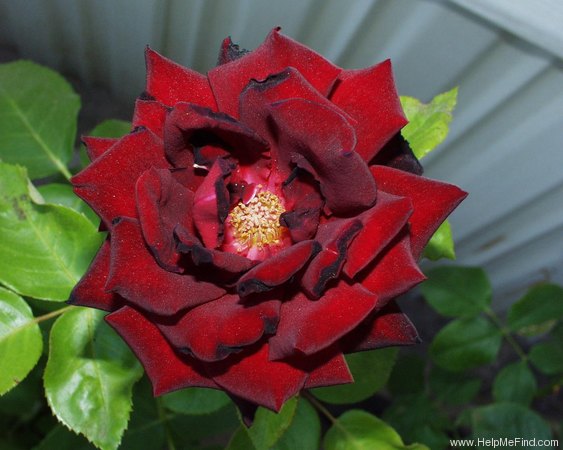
[[70, 28, 466, 419]]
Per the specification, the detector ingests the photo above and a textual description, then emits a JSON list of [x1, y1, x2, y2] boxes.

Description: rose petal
[[343, 192, 413, 279], [342, 301, 420, 352], [136, 168, 194, 272], [301, 219, 363, 299], [72, 128, 170, 227], [175, 224, 256, 274], [82, 136, 119, 162], [145, 47, 216, 108], [193, 158, 234, 249], [208, 342, 307, 412], [371, 133, 423, 175], [330, 60, 407, 162], [105, 306, 217, 396], [267, 99, 377, 215], [217, 36, 249, 65], [269, 282, 381, 360], [67, 239, 124, 312], [237, 240, 321, 297], [155, 294, 280, 362], [208, 27, 341, 117], [371, 166, 468, 259], [359, 232, 426, 301], [293, 349, 353, 389], [106, 218, 225, 315], [132, 99, 169, 138], [164, 102, 269, 169]]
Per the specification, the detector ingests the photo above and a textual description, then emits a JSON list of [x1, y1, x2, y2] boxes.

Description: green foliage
[[0, 288, 43, 395], [312, 348, 397, 404], [162, 387, 230, 415], [428, 366, 482, 406], [529, 341, 563, 375], [422, 266, 491, 317], [509, 283, 563, 334], [44, 308, 143, 450], [0, 163, 102, 301], [324, 410, 429, 450], [37, 183, 98, 226], [0, 61, 80, 179], [424, 220, 455, 261], [492, 361, 537, 406]]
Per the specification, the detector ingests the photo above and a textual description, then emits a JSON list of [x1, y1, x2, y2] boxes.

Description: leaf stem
[[156, 397, 176, 450], [484, 308, 528, 361], [303, 391, 337, 424], [34, 305, 74, 323]]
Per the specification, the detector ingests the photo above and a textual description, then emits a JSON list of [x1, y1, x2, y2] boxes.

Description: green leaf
[[508, 284, 563, 334], [0, 61, 79, 179], [400, 88, 457, 160], [44, 308, 143, 450], [324, 410, 430, 450], [429, 366, 482, 405], [529, 341, 563, 375], [33, 425, 95, 450], [421, 266, 491, 317], [0, 287, 43, 395], [388, 354, 426, 396], [312, 348, 397, 404], [0, 163, 102, 301], [38, 183, 98, 226], [471, 403, 552, 448], [423, 220, 455, 261], [79, 120, 131, 169], [247, 397, 298, 449], [0, 360, 43, 418], [430, 316, 502, 371], [492, 361, 537, 406], [162, 387, 230, 415]]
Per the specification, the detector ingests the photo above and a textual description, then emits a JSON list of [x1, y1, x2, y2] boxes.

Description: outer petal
[[67, 239, 124, 312], [207, 342, 307, 412], [155, 294, 280, 362], [371, 166, 468, 259], [208, 27, 341, 117], [106, 218, 225, 315], [343, 192, 413, 279], [145, 47, 216, 109], [359, 233, 426, 301], [330, 60, 407, 162], [371, 133, 423, 175], [193, 158, 234, 249], [342, 301, 420, 352], [237, 240, 320, 297], [269, 282, 381, 360], [136, 168, 194, 272], [105, 306, 217, 396], [267, 99, 377, 215], [217, 36, 249, 65], [82, 136, 119, 162], [298, 349, 353, 389], [132, 98, 169, 138], [72, 128, 170, 227]]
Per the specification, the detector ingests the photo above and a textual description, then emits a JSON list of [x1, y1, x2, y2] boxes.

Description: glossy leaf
[[38, 183, 98, 226], [248, 397, 298, 450], [0, 163, 102, 301], [162, 387, 230, 415], [492, 361, 537, 406], [400, 88, 457, 160], [423, 220, 455, 261], [471, 403, 552, 447], [422, 266, 491, 317], [529, 341, 563, 375], [508, 284, 563, 334], [430, 316, 501, 371], [0, 61, 79, 179], [324, 410, 429, 450], [271, 398, 320, 450], [312, 348, 397, 404], [0, 287, 43, 395], [44, 308, 143, 450]]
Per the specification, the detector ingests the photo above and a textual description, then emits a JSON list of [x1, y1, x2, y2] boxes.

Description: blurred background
[[1, 0, 562, 309]]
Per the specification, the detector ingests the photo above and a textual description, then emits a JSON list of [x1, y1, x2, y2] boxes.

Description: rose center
[[227, 190, 285, 250]]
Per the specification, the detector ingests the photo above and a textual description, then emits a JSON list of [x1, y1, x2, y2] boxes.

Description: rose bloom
[[70, 28, 466, 420]]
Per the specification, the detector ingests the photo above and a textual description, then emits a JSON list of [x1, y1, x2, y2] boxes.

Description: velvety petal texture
[[71, 28, 466, 418]]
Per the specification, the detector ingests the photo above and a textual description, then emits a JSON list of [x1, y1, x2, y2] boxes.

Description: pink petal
[[106, 218, 225, 315], [145, 47, 216, 109], [156, 294, 280, 362], [67, 239, 124, 312], [269, 282, 381, 360], [208, 27, 341, 117], [371, 166, 468, 259], [105, 306, 217, 396], [330, 60, 407, 162], [72, 128, 170, 227]]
